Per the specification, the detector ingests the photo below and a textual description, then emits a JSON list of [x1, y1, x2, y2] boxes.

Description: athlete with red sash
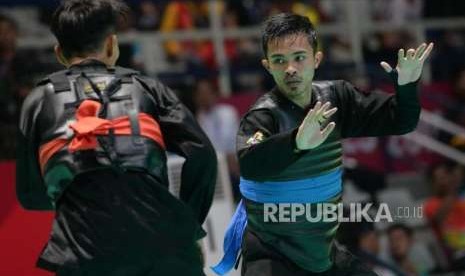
[[16, 0, 217, 275]]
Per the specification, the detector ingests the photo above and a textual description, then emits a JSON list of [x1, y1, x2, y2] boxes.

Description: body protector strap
[[38, 68, 166, 175]]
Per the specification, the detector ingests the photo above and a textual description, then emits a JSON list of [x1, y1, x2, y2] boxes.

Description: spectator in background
[[439, 68, 465, 148], [0, 13, 63, 127], [319, 0, 371, 24], [445, 68, 465, 126], [267, 0, 293, 15], [231, 0, 271, 25], [193, 0, 211, 28], [338, 220, 401, 276], [225, 0, 254, 26], [160, 0, 195, 61], [197, 2, 239, 69], [291, 0, 321, 26], [193, 78, 240, 200], [136, 0, 160, 31], [372, 0, 423, 26], [387, 224, 429, 276], [424, 162, 465, 272]]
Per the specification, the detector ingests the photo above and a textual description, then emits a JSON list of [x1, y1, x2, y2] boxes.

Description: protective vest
[[37, 67, 167, 202]]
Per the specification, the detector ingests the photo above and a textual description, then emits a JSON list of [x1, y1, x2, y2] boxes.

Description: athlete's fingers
[[318, 107, 338, 125], [380, 61, 393, 73], [414, 43, 427, 60], [301, 105, 317, 129], [321, 122, 336, 140], [406, 48, 415, 60], [322, 107, 338, 118], [316, 102, 331, 118], [398, 48, 405, 63], [321, 101, 332, 112], [305, 101, 321, 122], [419, 42, 434, 61], [313, 101, 322, 113]]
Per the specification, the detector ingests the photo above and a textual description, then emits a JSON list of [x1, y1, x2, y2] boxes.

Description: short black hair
[[387, 223, 413, 239], [51, 0, 129, 59], [261, 13, 318, 58]]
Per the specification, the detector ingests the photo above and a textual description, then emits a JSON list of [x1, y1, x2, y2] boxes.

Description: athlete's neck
[[67, 56, 112, 68], [289, 86, 312, 109]]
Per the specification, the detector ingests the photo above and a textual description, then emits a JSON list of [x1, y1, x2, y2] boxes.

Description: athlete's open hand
[[295, 101, 337, 150], [380, 42, 434, 85]]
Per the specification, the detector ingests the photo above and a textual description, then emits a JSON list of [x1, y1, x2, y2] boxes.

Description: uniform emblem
[[84, 82, 107, 93], [246, 131, 264, 145]]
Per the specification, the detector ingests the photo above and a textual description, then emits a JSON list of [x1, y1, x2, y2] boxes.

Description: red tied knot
[[68, 100, 111, 152], [38, 99, 165, 174]]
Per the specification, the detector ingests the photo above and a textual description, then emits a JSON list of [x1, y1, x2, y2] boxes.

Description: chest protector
[[37, 67, 168, 202]]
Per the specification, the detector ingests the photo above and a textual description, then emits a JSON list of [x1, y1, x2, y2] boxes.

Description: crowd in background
[[1, 0, 465, 275]]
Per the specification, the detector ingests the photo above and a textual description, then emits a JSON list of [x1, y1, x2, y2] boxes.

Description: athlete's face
[[262, 34, 322, 103]]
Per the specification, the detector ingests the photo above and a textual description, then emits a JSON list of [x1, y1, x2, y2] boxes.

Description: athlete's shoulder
[[312, 80, 349, 99], [133, 73, 170, 92], [29, 71, 62, 100], [249, 89, 280, 111], [312, 80, 345, 92], [20, 81, 53, 122], [36, 69, 69, 86], [113, 66, 140, 75]]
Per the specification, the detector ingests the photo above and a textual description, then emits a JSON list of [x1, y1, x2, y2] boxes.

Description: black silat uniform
[[17, 60, 217, 275], [236, 78, 420, 276]]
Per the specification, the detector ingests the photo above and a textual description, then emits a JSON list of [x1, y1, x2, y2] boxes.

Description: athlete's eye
[[272, 58, 286, 65], [295, 55, 306, 62]]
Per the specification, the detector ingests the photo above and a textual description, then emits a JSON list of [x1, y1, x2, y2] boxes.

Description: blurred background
[[1, 0, 465, 275]]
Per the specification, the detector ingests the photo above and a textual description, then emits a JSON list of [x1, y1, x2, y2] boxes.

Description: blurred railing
[[406, 110, 465, 165], [15, 0, 465, 96]]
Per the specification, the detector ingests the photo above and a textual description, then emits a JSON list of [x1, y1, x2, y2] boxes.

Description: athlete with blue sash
[[213, 13, 433, 276]]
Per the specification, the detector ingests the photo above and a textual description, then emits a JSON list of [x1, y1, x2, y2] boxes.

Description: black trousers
[[36, 170, 205, 276], [241, 230, 378, 276], [53, 246, 206, 276]]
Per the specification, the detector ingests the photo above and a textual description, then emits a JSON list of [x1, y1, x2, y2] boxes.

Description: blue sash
[[211, 168, 342, 275]]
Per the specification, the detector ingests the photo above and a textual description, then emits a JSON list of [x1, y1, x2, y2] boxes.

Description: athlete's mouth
[[286, 80, 302, 85]]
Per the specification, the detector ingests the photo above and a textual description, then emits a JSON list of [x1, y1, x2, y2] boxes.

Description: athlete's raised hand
[[380, 42, 434, 85], [295, 101, 337, 150]]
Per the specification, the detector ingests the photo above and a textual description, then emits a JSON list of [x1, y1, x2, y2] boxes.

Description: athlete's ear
[[261, 58, 270, 73], [314, 51, 323, 69], [54, 44, 69, 67], [106, 34, 120, 65]]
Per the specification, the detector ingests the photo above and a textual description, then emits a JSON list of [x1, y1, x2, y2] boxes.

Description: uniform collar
[[271, 85, 317, 113], [68, 59, 113, 73]]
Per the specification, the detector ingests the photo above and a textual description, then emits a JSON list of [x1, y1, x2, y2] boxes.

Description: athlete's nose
[[285, 62, 298, 76]]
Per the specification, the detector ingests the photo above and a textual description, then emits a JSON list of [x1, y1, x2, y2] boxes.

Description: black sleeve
[[337, 78, 421, 138], [237, 109, 303, 181], [146, 79, 217, 225], [16, 86, 54, 210]]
